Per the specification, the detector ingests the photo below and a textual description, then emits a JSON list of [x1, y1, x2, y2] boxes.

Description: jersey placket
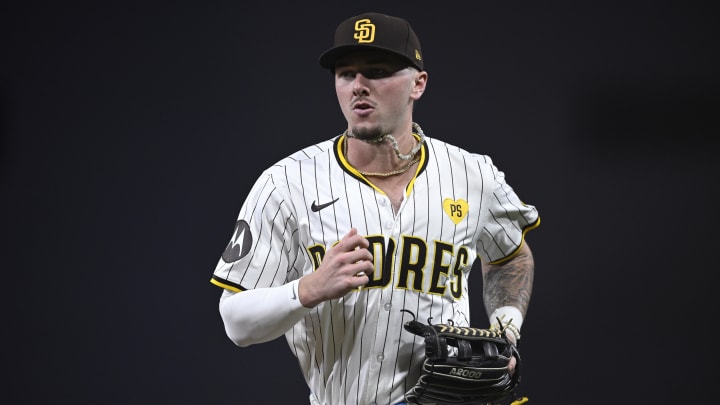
[[362, 193, 402, 403]]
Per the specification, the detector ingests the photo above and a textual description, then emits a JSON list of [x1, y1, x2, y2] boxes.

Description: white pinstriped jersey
[[211, 133, 540, 405]]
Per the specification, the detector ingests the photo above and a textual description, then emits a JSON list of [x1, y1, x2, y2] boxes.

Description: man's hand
[[298, 228, 374, 307]]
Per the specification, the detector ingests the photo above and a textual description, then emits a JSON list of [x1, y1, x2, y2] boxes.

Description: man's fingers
[[338, 228, 369, 251], [508, 356, 517, 375], [347, 244, 373, 261], [333, 229, 374, 279]]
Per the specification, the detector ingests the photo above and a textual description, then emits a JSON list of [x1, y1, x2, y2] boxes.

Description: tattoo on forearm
[[483, 251, 534, 317]]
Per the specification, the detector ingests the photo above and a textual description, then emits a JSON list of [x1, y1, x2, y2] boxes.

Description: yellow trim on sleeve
[[210, 277, 242, 293], [486, 216, 541, 265]]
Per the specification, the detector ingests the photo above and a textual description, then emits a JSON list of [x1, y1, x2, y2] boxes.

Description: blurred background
[[2, 1, 718, 403]]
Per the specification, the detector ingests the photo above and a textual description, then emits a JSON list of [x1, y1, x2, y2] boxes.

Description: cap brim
[[319, 45, 421, 71]]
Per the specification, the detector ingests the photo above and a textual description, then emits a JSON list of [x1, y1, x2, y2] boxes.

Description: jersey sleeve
[[210, 168, 301, 292], [475, 155, 540, 264]]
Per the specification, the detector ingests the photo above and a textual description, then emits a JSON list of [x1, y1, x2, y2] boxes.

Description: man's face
[[334, 50, 426, 139]]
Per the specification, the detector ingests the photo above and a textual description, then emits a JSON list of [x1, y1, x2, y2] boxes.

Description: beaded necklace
[[342, 122, 425, 178]]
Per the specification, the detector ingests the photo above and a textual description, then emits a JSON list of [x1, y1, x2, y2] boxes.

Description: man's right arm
[[219, 280, 311, 347], [218, 228, 374, 347]]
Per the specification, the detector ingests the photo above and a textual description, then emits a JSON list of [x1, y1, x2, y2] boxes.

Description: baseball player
[[211, 12, 540, 405]]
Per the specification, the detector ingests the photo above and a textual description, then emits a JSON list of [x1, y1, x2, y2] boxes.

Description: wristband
[[489, 306, 523, 342]]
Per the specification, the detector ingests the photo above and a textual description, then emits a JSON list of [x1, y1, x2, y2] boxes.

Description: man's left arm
[[481, 242, 534, 341]]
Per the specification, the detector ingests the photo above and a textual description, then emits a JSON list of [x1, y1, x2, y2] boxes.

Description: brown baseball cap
[[319, 12, 423, 71]]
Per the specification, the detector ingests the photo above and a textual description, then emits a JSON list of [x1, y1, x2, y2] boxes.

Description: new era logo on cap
[[319, 12, 423, 71]]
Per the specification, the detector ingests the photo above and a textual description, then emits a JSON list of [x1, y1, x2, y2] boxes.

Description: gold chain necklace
[[343, 138, 420, 177]]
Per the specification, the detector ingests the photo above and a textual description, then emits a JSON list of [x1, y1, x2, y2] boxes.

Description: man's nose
[[352, 73, 370, 95]]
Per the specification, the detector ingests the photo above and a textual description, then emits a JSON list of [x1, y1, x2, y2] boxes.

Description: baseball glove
[[402, 311, 526, 405]]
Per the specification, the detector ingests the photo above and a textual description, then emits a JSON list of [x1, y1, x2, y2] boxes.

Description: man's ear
[[411, 71, 428, 100]]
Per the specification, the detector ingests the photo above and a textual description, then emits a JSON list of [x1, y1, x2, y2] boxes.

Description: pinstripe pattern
[[211, 134, 539, 405]]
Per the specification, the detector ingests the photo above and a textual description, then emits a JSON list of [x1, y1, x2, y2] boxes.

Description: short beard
[[348, 126, 386, 144], [343, 122, 425, 161]]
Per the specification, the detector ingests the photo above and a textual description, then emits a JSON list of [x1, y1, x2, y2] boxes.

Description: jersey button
[[377, 354, 384, 362], [378, 197, 387, 206], [383, 303, 391, 311], [384, 221, 393, 229]]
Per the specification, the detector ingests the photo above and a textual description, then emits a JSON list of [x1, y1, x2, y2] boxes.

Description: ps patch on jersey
[[221, 219, 252, 263], [443, 198, 468, 224]]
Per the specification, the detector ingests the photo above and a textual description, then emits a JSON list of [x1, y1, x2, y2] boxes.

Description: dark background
[[2, 1, 718, 404]]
